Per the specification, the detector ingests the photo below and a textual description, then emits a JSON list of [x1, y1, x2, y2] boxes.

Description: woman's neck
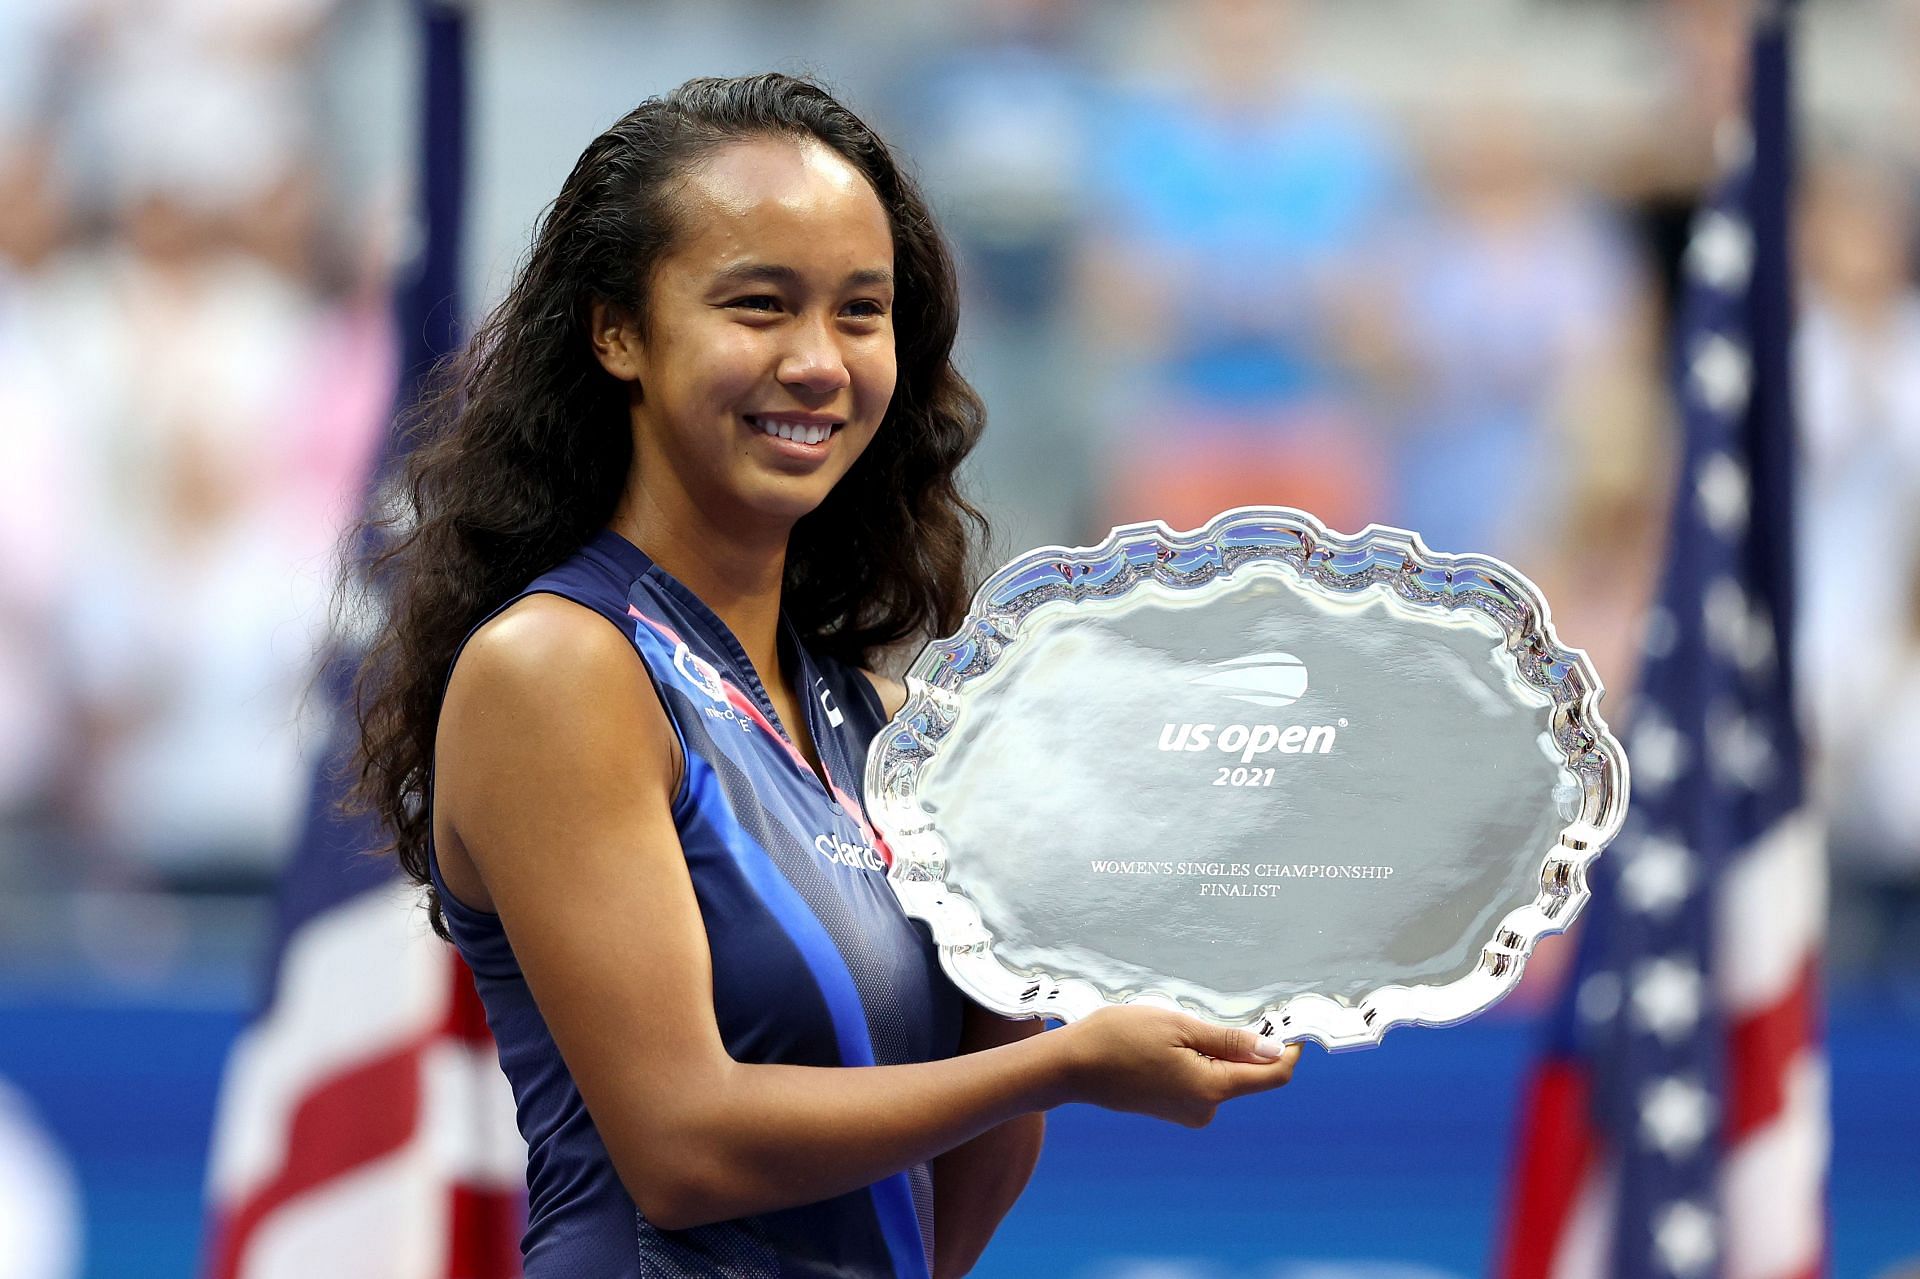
[[608, 487, 790, 684]]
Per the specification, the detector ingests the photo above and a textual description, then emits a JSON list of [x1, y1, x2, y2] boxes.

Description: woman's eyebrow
[[709, 262, 894, 290]]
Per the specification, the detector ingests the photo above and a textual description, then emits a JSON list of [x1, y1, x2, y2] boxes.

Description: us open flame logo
[[1161, 651, 1341, 762], [1185, 651, 1309, 707]]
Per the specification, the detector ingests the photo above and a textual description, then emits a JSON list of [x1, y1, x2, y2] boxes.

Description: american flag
[[201, 4, 528, 1276], [1498, 4, 1828, 1278]]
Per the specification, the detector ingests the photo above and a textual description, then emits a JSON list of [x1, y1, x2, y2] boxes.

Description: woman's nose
[[777, 318, 852, 395]]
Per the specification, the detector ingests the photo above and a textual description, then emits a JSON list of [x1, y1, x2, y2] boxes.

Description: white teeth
[[752, 417, 835, 445]]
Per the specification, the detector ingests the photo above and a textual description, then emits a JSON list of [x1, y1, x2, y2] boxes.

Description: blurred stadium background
[[0, 0, 1917, 1275]]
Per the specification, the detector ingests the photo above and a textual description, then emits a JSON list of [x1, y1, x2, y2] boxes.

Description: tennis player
[[350, 73, 1301, 1278]]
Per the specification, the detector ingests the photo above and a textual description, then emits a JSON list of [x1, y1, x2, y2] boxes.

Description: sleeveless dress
[[427, 527, 966, 1278]]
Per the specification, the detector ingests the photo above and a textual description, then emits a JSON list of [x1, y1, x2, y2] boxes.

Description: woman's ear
[[588, 299, 645, 382]]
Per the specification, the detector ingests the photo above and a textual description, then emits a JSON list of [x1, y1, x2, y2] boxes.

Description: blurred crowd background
[[1, 0, 1917, 1275]]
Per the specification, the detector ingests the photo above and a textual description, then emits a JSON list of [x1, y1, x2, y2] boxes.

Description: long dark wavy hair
[[345, 73, 988, 938]]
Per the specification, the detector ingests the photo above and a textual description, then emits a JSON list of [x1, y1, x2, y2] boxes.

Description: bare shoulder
[[859, 668, 909, 720], [440, 592, 674, 773], [450, 593, 638, 702], [437, 593, 680, 860]]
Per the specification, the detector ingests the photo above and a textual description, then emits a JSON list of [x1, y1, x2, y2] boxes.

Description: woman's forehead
[[671, 137, 891, 269]]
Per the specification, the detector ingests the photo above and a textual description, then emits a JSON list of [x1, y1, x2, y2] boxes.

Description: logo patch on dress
[[672, 642, 728, 703]]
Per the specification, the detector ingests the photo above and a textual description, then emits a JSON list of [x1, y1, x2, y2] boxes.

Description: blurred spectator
[[899, 0, 1092, 324], [0, 131, 89, 881], [0, 0, 76, 137], [1081, 0, 1410, 534], [1796, 154, 1920, 754], [891, 0, 1101, 554], [1366, 99, 1655, 561], [1795, 151, 1920, 985], [1827, 570, 1920, 1003]]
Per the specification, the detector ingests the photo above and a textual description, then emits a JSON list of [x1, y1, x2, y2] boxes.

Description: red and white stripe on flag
[[1502, 812, 1828, 1279], [1716, 812, 1827, 1279], [203, 881, 525, 1278]]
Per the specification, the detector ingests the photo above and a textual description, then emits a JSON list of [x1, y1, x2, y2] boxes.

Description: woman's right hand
[[1056, 1005, 1303, 1129]]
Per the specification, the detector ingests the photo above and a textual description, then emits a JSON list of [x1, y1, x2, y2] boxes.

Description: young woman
[[351, 73, 1301, 1278]]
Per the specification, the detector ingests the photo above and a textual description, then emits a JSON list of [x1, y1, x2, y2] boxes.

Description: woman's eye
[[728, 295, 781, 312], [845, 299, 889, 318]]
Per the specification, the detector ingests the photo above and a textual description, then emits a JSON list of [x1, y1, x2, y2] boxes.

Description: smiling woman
[[341, 72, 1299, 1279]]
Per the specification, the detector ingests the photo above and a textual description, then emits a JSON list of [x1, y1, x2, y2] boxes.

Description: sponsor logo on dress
[[673, 642, 728, 703], [815, 832, 887, 872]]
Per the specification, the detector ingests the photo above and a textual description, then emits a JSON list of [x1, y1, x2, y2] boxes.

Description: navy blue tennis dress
[[428, 527, 966, 1278]]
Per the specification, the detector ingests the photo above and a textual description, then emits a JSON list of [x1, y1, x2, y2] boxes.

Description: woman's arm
[[931, 1005, 1047, 1278], [437, 598, 1298, 1231]]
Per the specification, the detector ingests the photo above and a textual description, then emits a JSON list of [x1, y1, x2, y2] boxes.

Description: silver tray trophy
[[864, 506, 1629, 1050]]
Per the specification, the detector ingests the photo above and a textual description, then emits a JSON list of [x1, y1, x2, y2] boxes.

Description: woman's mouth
[[745, 415, 841, 447]]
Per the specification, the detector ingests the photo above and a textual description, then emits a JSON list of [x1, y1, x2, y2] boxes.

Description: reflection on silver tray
[[864, 506, 1629, 1049]]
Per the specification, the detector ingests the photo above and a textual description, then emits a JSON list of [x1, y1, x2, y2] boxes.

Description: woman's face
[[597, 136, 898, 533]]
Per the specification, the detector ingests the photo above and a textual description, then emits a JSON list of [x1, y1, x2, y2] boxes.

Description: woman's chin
[[728, 473, 842, 531]]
